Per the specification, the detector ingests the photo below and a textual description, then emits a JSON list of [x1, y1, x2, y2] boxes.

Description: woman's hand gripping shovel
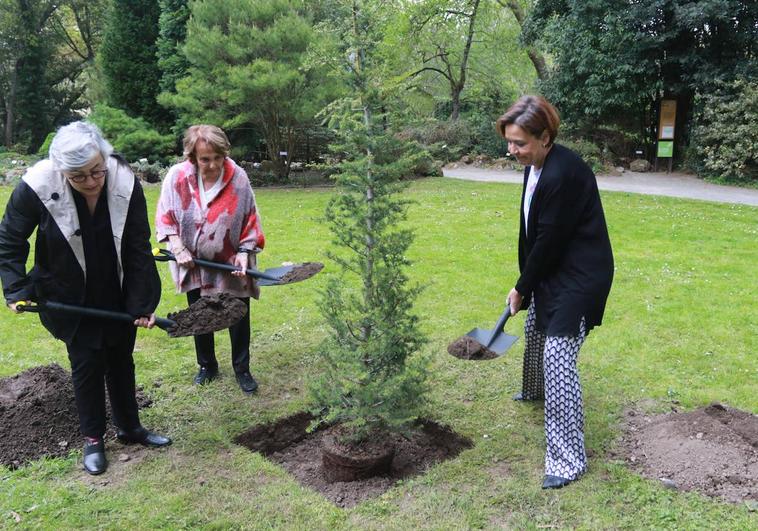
[[153, 249, 323, 286], [448, 301, 519, 360]]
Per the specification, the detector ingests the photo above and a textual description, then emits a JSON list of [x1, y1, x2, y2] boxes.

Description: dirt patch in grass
[[0, 363, 152, 469], [617, 402, 757, 503], [235, 413, 473, 508]]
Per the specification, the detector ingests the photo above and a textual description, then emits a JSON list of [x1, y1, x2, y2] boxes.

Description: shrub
[[559, 137, 604, 173], [37, 132, 56, 157], [88, 104, 177, 164], [396, 119, 474, 162], [690, 80, 758, 184]]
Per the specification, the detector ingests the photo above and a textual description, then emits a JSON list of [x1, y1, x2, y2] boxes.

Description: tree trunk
[[498, 0, 548, 81], [5, 67, 17, 148], [449, 0, 481, 121], [450, 84, 462, 121]]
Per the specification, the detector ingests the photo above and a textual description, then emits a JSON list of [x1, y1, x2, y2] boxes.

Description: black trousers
[[186, 289, 251, 374], [66, 329, 141, 438]]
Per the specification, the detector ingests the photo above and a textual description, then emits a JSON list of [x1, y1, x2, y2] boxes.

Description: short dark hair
[[496, 95, 560, 146]]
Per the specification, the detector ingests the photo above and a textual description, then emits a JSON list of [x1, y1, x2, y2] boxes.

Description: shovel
[[153, 249, 321, 286], [465, 303, 519, 356], [16, 299, 244, 338]]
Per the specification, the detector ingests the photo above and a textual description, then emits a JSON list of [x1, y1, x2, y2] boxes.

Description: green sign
[[657, 141, 674, 158]]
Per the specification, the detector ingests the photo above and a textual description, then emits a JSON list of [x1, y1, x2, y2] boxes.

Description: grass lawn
[[0, 177, 756, 529]]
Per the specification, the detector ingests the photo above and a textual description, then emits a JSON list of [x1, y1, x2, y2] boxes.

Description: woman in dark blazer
[[0, 121, 171, 475], [496, 96, 614, 489]]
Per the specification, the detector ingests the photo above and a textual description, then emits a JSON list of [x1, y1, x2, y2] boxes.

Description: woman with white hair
[[0, 121, 171, 476]]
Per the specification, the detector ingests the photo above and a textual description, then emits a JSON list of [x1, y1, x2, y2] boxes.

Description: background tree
[[161, 0, 337, 178], [524, 0, 758, 161], [495, 0, 546, 80], [0, 0, 106, 150], [156, 0, 190, 94], [399, 0, 484, 121], [100, 0, 166, 126]]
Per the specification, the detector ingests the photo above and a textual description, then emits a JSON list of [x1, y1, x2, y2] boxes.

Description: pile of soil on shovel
[[0, 363, 152, 469], [166, 292, 247, 337], [235, 412, 473, 508], [616, 402, 757, 503], [279, 262, 324, 284], [447, 336, 498, 360]]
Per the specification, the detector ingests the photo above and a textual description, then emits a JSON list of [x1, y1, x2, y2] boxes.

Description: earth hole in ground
[[615, 402, 757, 504], [0, 363, 152, 469], [234, 412, 473, 508]]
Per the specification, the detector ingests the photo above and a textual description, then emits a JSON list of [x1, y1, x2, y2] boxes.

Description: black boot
[[83, 438, 107, 475], [117, 426, 172, 447], [542, 475, 573, 489]]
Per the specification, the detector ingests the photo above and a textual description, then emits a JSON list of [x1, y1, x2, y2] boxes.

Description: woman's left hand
[[134, 314, 156, 329], [231, 252, 249, 277]]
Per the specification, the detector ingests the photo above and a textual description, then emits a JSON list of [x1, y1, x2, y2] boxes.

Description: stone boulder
[[630, 159, 651, 172]]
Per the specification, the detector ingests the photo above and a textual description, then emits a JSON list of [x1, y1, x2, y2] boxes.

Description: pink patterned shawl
[[155, 158, 264, 298]]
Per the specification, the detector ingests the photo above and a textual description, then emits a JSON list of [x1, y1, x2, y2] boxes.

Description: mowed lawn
[[0, 177, 755, 529]]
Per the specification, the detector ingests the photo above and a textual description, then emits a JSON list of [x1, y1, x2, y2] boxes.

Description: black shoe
[[542, 475, 573, 489], [83, 438, 107, 475], [116, 426, 172, 447], [236, 371, 258, 394], [193, 366, 218, 385], [513, 392, 544, 402]]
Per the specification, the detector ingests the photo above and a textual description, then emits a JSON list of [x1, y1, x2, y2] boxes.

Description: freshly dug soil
[[447, 336, 498, 360], [617, 402, 757, 503], [279, 262, 324, 284], [0, 363, 152, 469], [166, 293, 247, 337], [235, 413, 473, 508]]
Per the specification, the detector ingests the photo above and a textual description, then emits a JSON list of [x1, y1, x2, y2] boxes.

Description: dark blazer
[[515, 143, 613, 336], [0, 157, 161, 344]]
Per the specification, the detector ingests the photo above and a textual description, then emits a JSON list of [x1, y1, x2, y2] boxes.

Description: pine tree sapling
[[309, 105, 430, 446]]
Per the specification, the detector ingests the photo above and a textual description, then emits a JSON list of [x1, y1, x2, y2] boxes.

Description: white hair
[[48, 121, 114, 171]]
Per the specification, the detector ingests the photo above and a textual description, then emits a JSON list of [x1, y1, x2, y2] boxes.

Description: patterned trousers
[[520, 301, 588, 480]]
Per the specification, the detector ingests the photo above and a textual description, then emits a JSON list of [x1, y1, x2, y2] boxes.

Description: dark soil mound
[[447, 336, 497, 360], [166, 293, 247, 337], [0, 363, 151, 469], [235, 413, 473, 508], [279, 262, 323, 284], [617, 402, 757, 503]]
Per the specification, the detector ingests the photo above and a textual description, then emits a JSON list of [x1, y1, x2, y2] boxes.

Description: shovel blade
[[255, 264, 296, 286], [466, 327, 519, 356]]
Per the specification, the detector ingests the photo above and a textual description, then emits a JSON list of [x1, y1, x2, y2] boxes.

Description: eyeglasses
[[66, 169, 107, 184]]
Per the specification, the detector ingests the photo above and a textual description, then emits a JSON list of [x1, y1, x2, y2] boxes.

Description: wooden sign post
[[656, 99, 676, 173]]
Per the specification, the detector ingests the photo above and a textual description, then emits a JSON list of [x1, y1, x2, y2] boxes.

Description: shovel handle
[[153, 248, 279, 282], [17, 301, 177, 332], [486, 303, 513, 348]]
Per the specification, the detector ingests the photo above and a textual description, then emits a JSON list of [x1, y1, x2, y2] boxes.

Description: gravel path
[[443, 166, 758, 206]]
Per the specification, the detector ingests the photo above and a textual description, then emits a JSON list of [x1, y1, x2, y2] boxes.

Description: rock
[[630, 159, 651, 172], [615, 166, 625, 173], [460, 155, 472, 164], [118, 453, 130, 462], [659, 478, 678, 490]]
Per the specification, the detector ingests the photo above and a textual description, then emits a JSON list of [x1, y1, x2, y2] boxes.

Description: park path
[[443, 166, 758, 207]]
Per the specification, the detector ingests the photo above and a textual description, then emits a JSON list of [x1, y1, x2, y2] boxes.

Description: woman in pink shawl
[[156, 125, 264, 394]]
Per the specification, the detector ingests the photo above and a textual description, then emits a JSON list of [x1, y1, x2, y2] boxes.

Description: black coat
[[515, 143, 614, 336], [0, 157, 161, 344]]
